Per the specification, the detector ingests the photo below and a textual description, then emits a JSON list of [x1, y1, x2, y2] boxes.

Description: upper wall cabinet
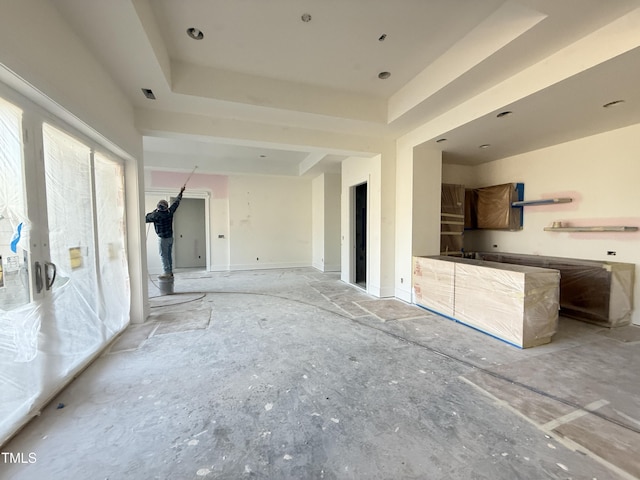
[[465, 183, 524, 231]]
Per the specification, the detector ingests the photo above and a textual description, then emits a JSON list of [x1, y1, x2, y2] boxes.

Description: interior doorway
[[354, 182, 367, 288], [172, 197, 206, 269]]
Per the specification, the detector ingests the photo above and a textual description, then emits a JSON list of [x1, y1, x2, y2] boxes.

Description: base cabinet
[[413, 256, 560, 348]]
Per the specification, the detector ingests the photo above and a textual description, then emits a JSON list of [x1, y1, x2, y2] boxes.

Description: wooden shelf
[[512, 197, 572, 207], [544, 226, 638, 232]]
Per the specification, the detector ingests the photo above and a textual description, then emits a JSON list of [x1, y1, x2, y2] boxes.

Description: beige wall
[[323, 173, 342, 272], [228, 176, 312, 270], [312, 173, 342, 272], [394, 140, 442, 302], [312, 175, 325, 271], [146, 171, 312, 271]]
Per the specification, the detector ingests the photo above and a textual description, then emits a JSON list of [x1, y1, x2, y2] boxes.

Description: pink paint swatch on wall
[[150, 170, 228, 198]]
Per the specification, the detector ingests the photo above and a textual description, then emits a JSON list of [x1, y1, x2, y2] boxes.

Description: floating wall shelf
[[544, 226, 638, 232], [512, 198, 572, 207]]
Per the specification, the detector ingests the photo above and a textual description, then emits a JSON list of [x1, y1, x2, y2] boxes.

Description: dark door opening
[[355, 182, 367, 287], [172, 197, 206, 269]]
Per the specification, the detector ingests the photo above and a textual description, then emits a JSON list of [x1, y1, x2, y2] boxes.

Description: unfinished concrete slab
[[355, 299, 428, 322], [2, 268, 637, 479]]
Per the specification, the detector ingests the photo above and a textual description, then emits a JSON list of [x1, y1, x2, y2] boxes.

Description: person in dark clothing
[[145, 186, 185, 278]]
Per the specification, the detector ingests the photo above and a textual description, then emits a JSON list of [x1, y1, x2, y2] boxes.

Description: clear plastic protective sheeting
[[0, 117, 130, 445], [0, 97, 30, 311], [43, 124, 106, 362], [475, 252, 635, 327], [440, 184, 465, 255], [0, 295, 50, 442], [471, 183, 522, 230], [413, 256, 560, 348], [453, 259, 560, 348], [0, 96, 36, 444], [413, 256, 455, 317], [94, 153, 129, 335]]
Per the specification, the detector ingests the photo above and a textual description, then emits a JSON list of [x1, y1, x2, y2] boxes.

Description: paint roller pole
[[183, 165, 198, 189]]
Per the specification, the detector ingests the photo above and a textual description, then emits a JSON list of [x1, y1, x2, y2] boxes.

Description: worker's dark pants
[[158, 236, 174, 274]]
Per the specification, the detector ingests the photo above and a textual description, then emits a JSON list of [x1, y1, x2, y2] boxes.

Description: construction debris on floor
[[2, 268, 638, 479]]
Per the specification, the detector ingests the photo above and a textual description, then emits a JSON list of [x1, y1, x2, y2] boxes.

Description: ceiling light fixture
[[141, 88, 156, 100], [479, 144, 491, 149], [187, 27, 204, 40], [496, 111, 513, 118], [378, 71, 391, 80], [603, 100, 624, 108], [301, 13, 312, 22]]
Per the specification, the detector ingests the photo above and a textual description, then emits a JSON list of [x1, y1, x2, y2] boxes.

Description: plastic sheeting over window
[[94, 153, 130, 332], [0, 101, 130, 445], [0, 97, 29, 310]]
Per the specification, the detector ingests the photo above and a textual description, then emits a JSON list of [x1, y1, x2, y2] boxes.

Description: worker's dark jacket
[[145, 193, 182, 238]]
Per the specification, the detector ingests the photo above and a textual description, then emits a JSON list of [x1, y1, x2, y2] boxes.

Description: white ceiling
[[52, 0, 640, 176]]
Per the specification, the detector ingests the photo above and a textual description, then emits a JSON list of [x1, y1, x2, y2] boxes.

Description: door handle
[[45, 262, 57, 290], [35, 261, 43, 294]]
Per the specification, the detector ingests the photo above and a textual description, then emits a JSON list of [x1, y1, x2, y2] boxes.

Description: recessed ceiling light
[[301, 13, 312, 22], [141, 88, 156, 100], [603, 100, 624, 108], [479, 144, 491, 149], [436, 138, 447, 143], [496, 111, 513, 118], [187, 27, 204, 40], [378, 71, 391, 79]]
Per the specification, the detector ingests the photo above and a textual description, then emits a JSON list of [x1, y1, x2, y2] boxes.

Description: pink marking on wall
[[150, 170, 228, 198]]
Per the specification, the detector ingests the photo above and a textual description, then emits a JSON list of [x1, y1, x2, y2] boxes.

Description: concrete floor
[[2, 268, 639, 479]]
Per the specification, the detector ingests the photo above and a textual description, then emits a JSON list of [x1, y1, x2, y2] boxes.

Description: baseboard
[[229, 262, 310, 271], [395, 287, 412, 303]]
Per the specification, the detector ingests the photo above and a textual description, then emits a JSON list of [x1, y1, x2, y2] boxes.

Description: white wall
[[444, 123, 640, 325], [0, 0, 146, 323], [312, 173, 342, 272], [228, 175, 312, 270], [323, 173, 342, 272], [394, 140, 442, 302], [312, 175, 325, 271], [145, 171, 311, 271]]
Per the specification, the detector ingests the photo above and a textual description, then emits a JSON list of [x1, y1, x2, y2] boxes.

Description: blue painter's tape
[[10, 222, 23, 253], [415, 302, 524, 349]]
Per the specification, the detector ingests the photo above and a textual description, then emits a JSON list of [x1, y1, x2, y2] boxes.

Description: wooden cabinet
[[475, 252, 635, 327], [413, 256, 560, 348], [440, 184, 465, 256], [465, 183, 524, 230]]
